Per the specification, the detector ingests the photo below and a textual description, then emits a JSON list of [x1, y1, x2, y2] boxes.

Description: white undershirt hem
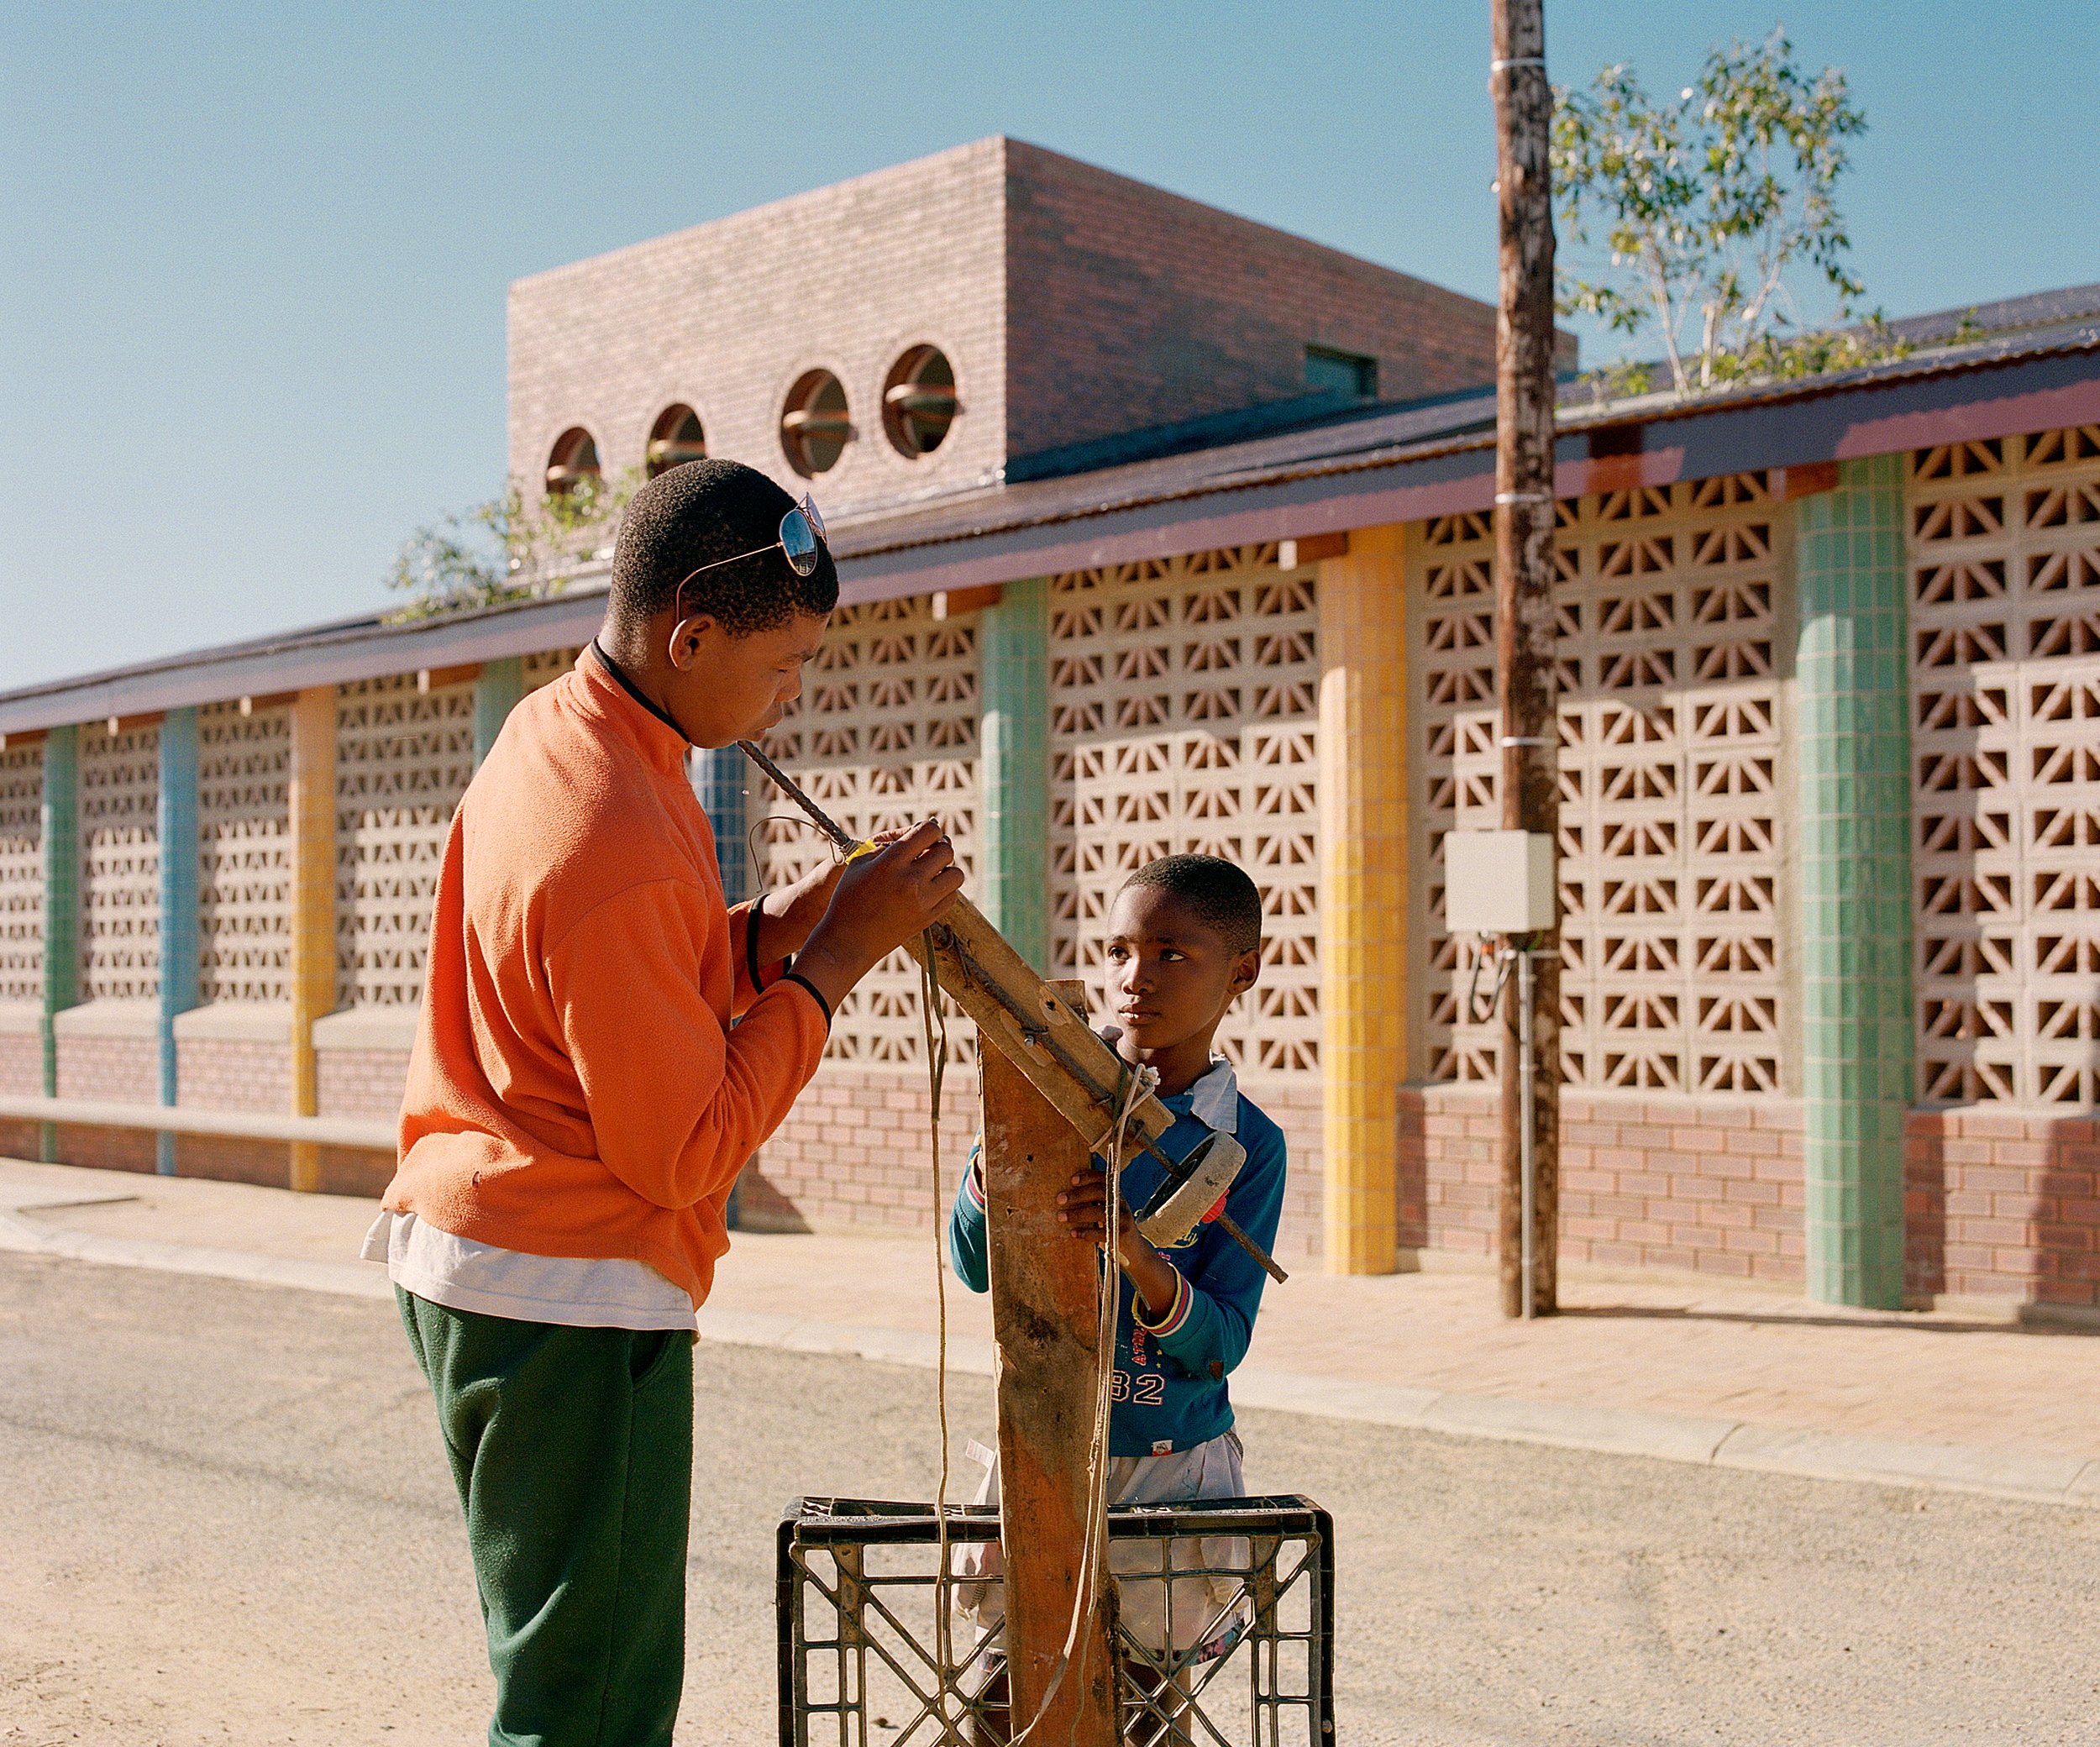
[[361, 1209, 699, 1332]]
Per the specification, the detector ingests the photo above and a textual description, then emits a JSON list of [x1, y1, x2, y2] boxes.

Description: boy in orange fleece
[[365, 459, 962, 1746]]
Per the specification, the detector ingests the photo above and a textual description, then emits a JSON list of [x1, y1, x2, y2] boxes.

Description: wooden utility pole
[[980, 979, 1118, 1743], [1491, 0, 1561, 1319]]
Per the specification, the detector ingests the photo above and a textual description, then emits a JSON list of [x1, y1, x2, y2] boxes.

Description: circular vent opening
[[882, 345, 958, 458], [646, 405, 706, 477], [780, 370, 852, 476], [544, 426, 601, 496]]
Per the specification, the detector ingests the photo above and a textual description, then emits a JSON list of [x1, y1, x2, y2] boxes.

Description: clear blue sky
[[3, 1, 2094, 693]]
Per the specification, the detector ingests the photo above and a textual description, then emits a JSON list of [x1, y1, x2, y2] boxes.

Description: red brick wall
[[316, 1049, 410, 1121], [508, 139, 1009, 524], [0, 1034, 39, 1097], [507, 136, 1535, 526], [1906, 1110, 2100, 1310], [1406, 1085, 1809, 1285], [50, 1120, 157, 1173], [166, 1136, 391, 1197], [176, 1036, 291, 1115], [172, 1133, 289, 1188], [54, 1035, 157, 1105], [1004, 140, 1546, 459], [318, 1145, 395, 1198], [1404, 1088, 2100, 1309], [743, 1062, 980, 1235]]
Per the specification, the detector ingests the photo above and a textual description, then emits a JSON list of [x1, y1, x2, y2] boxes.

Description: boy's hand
[[759, 859, 845, 962], [789, 821, 964, 1012], [756, 826, 911, 962], [1057, 1166, 1182, 1321]]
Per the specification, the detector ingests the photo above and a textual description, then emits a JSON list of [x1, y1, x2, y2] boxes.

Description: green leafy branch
[[386, 467, 643, 622], [1552, 27, 1892, 396]]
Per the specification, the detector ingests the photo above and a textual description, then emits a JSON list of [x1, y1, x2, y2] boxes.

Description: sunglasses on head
[[673, 493, 828, 615]]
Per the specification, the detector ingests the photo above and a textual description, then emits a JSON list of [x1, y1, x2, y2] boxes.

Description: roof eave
[[5, 333, 2097, 737]]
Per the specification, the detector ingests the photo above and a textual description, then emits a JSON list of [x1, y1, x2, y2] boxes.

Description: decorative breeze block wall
[[0, 742, 41, 1005], [78, 722, 160, 1003], [197, 702, 292, 1005], [522, 647, 583, 692], [754, 599, 982, 1066], [1047, 544, 1322, 1079], [334, 676, 476, 1008], [1414, 476, 1789, 1098], [1909, 424, 2100, 1108]]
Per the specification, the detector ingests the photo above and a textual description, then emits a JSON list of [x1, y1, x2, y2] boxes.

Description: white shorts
[[952, 1429, 1248, 1656]]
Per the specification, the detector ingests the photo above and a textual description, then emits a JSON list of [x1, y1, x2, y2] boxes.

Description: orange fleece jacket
[[383, 645, 830, 1308]]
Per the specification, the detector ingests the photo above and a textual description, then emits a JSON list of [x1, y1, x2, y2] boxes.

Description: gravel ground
[[2, 1251, 2096, 1745]]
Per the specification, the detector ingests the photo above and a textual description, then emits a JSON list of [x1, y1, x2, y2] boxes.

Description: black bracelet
[[782, 971, 833, 1028], [747, 889, 768, 991]]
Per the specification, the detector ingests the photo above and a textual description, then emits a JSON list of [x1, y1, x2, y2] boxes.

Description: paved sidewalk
[[3, 1156, 2096, 1507]]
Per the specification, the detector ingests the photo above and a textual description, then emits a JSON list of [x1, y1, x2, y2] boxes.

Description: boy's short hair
[[1121, 854, 1264, 955], [609, 459, 839, 635]]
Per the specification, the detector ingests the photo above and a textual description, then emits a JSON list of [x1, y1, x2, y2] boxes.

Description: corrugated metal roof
[[5, 312, 2098, 733], [834, 319, 2100, 565]]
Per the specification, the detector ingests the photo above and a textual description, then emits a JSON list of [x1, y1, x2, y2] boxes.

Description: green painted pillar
[[157, 706, 200, 1175], [1794, 455, 1914, 1309], [39, 724, 79, 1162], [977, 577, 1049, 973], [475, 657, 523, 768]]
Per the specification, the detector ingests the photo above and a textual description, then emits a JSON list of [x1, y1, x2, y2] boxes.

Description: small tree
[[386, 468, 641, 622], [1552, 27, 1881, 395]]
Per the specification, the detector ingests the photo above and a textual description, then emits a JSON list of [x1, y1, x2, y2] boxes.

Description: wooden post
[[980, 979, 1117, 1743], [1492, 0, 1561, 1318]]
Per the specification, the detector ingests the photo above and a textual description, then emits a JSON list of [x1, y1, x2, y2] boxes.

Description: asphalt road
[[2, 1251, 2096, 1746]]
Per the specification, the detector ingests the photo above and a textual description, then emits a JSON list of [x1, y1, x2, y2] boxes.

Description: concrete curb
[[5, 1198, 2092, 1512]]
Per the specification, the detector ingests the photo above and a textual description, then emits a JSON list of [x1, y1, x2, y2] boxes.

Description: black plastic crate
[[777, 1493, 1335, 1745]]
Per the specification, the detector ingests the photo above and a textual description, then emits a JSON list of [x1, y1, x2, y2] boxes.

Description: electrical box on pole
[[1442, 831, 1556, 936]]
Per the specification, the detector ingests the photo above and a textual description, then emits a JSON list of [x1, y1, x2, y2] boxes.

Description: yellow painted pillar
[[1316, 525, 1409, 1273], [288, 685, 337, 1192]]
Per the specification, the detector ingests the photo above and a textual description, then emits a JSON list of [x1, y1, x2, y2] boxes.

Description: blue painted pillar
[[475, 657, 522, 768], [692, 742, 751, 1228], [692, 745, 750, 905], [156, 707, 200, 1175], [39, 724, 78, 1162]]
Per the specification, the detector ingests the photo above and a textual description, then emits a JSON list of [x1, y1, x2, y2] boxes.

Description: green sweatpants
[[397, 1288, 695, 1747]]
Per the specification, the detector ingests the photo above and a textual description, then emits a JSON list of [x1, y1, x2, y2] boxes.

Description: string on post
[[916, 931, 961, 1740]]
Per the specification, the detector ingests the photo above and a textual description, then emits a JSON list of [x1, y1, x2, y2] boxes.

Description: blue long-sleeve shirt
[[948, 1054, 1288, 1458]]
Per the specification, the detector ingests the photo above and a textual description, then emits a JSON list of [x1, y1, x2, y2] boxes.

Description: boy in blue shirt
[[948, 853, 1289, 1722]]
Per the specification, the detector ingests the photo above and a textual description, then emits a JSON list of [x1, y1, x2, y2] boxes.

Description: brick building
[[4, 140, 2099, 1318], [508, 137, 1516, 521]]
